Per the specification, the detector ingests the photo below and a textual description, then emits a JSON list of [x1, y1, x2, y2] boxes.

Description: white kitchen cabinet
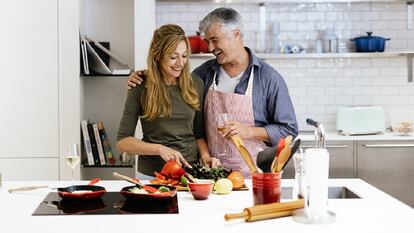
[[357, 140, 414, 207], [0, 0, 58, 158], [0, 0, 80, 181], [282, 140, 355, 179], [0, 158, 59, 181]]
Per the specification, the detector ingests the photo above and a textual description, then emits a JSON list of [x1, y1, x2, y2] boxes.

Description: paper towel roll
[[304, 148, 329, 218]]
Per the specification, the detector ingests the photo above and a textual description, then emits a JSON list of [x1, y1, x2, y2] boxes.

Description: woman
[[117, 24, 219, 179]]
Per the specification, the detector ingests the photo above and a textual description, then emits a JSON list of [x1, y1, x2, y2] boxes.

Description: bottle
[[324, 27, 338, 53]]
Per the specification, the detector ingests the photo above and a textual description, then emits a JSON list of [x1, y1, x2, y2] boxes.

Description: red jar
[[252, 172, 282, 205]]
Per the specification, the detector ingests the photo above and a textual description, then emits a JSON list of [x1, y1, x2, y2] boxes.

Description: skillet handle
[[113, 172, 143, 188], [8, 185, 48, 193]]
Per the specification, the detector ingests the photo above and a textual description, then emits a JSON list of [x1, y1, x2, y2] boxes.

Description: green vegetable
[[158, 186, 170, 193], [186, 162, 230, 181], [180, 175, 188, 186]]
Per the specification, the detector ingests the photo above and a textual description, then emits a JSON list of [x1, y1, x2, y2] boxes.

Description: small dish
[[120, 184, 177, 201], [187, 179, 214, 200]]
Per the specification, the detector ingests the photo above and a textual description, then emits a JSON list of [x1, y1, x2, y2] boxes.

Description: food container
[[188, 32, 209, 53], [391, 112, 414, 136], [351, 32, 390, 52], [188, 179, 214, 200], [252, 172, 281, 205]]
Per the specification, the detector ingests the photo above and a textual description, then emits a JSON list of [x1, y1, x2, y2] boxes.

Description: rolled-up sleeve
[[263, 71, 298, 146]]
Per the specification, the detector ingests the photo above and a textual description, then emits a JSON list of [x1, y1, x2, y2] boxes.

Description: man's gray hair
[[199, 7, 243, 34]]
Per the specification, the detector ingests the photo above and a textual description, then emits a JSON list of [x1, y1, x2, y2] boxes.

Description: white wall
[[157, 2, 414, 131]]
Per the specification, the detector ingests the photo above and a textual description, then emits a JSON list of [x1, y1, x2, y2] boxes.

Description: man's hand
[[157, 145, 192, 168], [222, 121, 253, 139], [127, 70, 145, 89], [202, 156, 221, 168]]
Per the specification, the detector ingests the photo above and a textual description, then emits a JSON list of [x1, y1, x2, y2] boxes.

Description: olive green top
[[117, 75, 205, 176]]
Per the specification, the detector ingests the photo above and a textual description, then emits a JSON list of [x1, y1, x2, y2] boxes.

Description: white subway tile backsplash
[[288, 12, 307, 21], [170, 3, 188, 12], [363, 86, 381, 96], [344, 86, 363, 96], [362, 12, 380, 21], [371, 95, 390, 105], [159, 2, 414, 130], [299, 96, 317, 105], [352, 96, 372, 105]]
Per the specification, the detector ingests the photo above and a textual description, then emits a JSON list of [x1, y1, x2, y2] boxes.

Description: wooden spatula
[[238, 145, 259, 173], [270, 135, 293, 172]]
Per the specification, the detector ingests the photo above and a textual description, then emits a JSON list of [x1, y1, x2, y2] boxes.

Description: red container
[[252, 172, 281, 205], [188, 180, 214, 200], [188, 32, 209, 53]]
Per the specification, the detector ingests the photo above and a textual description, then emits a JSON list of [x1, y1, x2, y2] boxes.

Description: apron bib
[[204, 67, 266, 178]]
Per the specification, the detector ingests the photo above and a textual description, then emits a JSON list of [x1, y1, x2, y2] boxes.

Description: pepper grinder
[[293, 118, 336, 224]]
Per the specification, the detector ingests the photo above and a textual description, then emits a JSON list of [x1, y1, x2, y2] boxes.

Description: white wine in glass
[[217, 113, 229, 135], [65, 143, 80, 182], [217, 113, 230, 155]]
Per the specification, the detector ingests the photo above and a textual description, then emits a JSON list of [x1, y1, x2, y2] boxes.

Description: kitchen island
[[1, 179, 413, 233]]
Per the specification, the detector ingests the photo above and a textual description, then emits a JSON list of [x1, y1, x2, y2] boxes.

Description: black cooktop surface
[[32, 192, 179, 215]]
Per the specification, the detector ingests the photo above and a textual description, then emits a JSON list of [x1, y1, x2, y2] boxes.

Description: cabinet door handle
[[301, 145, 349, 149], [363, 144, 414, 148]]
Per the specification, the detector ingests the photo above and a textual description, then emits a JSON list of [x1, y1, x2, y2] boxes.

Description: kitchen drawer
[[0, 158, 59, 181], [357, 140, 414, 207], [282, 140, 355, 179]]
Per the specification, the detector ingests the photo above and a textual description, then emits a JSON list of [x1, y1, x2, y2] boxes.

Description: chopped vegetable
[[158, 186, 170, 193], [186, 163, 230, 181], [129, 187, 146, 194]]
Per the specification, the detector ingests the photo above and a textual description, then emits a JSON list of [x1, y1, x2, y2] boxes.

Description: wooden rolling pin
[[224, 199, 304, 222]]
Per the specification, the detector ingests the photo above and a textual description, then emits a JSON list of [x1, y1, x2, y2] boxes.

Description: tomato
[[160, 160, 186, 180]]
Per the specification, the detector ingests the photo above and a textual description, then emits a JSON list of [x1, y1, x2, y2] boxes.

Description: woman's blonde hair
[[143, 24, 199, 121]]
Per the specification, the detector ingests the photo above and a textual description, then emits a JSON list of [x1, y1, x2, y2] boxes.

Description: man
[[128, 8, 298, 177]]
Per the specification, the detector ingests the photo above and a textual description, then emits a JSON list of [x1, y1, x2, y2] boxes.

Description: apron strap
[[210, 66, 255, 97]]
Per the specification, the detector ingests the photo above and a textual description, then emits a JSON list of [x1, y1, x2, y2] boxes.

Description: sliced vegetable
[[158, 186, 171, 193]]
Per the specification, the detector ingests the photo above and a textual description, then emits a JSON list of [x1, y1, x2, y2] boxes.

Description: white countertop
[[298, 132, 414, 141], [1, 179, 413, 233]]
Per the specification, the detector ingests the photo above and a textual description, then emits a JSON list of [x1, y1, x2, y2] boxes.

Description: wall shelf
[[191, 51, 414, 59], [191, 51, 414, 82], [157, 0, 410, 3]]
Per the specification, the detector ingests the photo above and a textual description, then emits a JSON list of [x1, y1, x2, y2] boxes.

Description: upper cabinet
[[0, 0, 59, 157]]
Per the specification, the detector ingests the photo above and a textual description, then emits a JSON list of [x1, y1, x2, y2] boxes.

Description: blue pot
[[351, 32, 391, 52]]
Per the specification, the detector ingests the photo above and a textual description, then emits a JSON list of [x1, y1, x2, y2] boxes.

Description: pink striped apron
[[204, 67, 266, 178]]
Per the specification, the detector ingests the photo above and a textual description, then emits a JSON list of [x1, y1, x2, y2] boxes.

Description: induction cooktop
[[32, 192, 179, 215]]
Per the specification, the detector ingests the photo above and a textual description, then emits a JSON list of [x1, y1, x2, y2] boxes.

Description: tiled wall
[[156, 2, 414, 131]]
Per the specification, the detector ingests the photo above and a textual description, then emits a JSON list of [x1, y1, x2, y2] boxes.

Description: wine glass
[[217, 113, 230, 156], [217, 113, 229, 135], [65, 143, 81, 183]]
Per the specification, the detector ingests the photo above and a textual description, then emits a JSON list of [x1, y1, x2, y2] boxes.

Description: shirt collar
[[210, 47, 261, 72]]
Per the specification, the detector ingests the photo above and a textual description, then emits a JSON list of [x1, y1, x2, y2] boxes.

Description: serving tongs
[[113, 172, 158, 193]]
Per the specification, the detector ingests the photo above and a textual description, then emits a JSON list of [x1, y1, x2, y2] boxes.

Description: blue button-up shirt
[[192, 47, 298, 146]]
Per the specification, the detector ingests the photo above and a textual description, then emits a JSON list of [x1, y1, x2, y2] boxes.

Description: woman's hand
[[127, 70, 145, 89], [157, 145, 192, 168]]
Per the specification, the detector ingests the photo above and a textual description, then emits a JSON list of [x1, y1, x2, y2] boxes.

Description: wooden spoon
[[113, 172, 158, 193]]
